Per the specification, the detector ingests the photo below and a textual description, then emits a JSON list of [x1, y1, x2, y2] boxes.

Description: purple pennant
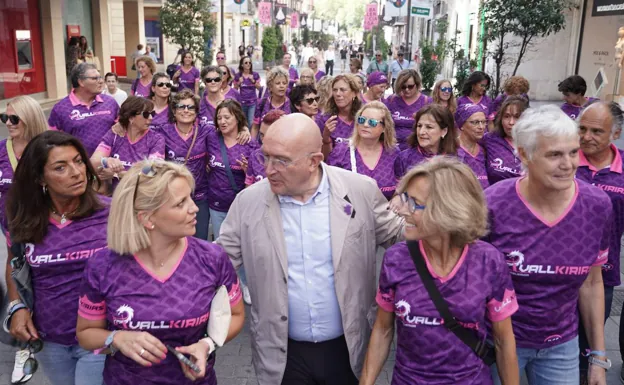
[[344, 204, 352, 216]]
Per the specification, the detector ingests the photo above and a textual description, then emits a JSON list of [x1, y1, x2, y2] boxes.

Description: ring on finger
[[139, 348, 146, 357]]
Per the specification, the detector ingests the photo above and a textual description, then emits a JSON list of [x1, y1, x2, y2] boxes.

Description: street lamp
[[220, 0, 226, 53]]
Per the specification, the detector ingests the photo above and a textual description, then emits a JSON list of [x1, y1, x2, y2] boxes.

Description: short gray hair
[[70, 63, 98, 88], [580, 101, 624, 137], [512, 105, 578, 159]]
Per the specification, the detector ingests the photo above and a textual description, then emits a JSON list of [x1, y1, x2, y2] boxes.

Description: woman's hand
[[237, 128, 251, 145], [173, 70, 181, 80], [111, 122, 125, 137], [112, 330, 167, 367], [387, 195, 402, 213], [9, 309, 38, 342], [176, 341, 210, 381], [588, 362, 607, 385], [323, 116, 338, 141], [237, 155, 249, 174], [106, 157, 125, 174]]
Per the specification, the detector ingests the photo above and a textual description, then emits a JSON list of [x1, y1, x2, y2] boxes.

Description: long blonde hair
[[7, 95, 48, 141], [350, 101, 397, 150], [432, 79, 457, 114]]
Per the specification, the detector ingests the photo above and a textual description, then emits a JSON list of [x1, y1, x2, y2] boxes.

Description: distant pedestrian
[[131, 56, 156, 98], [324, 46, 335, 76], [102, 72, 128, 106], [131, 44, 145, 75], [79, 35, 88, 60], [145, 45, 158, 64], [340, 46, 348, 72], [558, 75, 597, 120], [239, 44, 246, 59], [246, 44, 254, 58], [366, 50, 389, 76], [66, 36, 82, 75], [172, 51, 200, 95], [389, 52, 408, 87]]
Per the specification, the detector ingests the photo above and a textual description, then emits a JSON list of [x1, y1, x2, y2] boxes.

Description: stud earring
[[151, 224, 155, 230], [42, 185, 47, 194]]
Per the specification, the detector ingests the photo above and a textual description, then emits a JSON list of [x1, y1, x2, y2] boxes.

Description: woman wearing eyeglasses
[[385, 70, 433, 151], [172, 51, 200, 95], [457, 71, 492, 113], [326, 101, 399, 200], [394, 104, 458, 179], [148, 72, 173, 129], [252, 67, 290, 139], [297, 68, 316, 88], [90, 96, 165, 194], [245, 110, 286, 186], [76, 160, 245, 385], [360, 156, 519, 385], [199, 66, 226, 126], [432, 79, 457, 114], [317, 74, 362, 150], [218, 65, 241, 103], [455, 103, 490, 189], [233, 56, 261, 129], [131, 56, 157, 98], [361, 72, 388, 104], [308, 56, 326, 82], [5, 131, 109, 385]]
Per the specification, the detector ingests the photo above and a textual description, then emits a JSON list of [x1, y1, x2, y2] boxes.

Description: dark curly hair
[[461, 71, 491, 97]]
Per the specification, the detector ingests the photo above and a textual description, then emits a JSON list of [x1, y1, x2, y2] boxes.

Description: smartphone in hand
[[166, 344, 201, 374]]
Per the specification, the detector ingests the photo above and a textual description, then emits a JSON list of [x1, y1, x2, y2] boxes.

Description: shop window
[[16, 30, 33, 71]]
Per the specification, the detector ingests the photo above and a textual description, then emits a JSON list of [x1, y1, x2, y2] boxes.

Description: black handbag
[[406, 240, 496, 366]]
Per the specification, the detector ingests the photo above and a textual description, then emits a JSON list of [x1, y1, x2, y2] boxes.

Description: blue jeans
[[491, 336, 579, 385], [209, 208, 228, 240], [242, 104, 256, 129], [194, 199, 210, 240], [37, 341, 105, 385], [578, 284, 613, 372]]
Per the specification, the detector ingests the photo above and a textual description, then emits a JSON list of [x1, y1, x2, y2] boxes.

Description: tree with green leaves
[[159, 0, 217, 64], [262, 27, 278, 65], [481, 0, 517, 95]]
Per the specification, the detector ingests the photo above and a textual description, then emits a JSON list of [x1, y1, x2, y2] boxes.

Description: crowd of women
[[0, 49, 621, 385]]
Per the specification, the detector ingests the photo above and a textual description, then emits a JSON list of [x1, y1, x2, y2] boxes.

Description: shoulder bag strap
[[6, 139, 18, 171], [218, 134, 241, 193], [184, 125, 199, 165], [406, 240, 493, 364], [349, 141, 357, 173]]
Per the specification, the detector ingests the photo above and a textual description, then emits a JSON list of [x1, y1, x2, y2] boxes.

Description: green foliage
[[274, 27, 285, 61], [420, 40, 438, 91], [314, 0, 368, 29], [454, 48, 470, 95], [160, 0, 216, 64], [261, 27, 278, 63]]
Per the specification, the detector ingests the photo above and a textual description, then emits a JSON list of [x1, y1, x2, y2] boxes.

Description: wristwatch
[[103, 330, 119, 355], [588, 355, 612, 371]]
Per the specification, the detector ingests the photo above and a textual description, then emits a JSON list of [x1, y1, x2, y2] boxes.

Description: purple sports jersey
[[245, 147, 266, 186], [153, 123, 211, 201], [327, 142, 398, 199], [560, 97, 599, 120], [222, 87, 241, 103], [488, 94, 506, 120], [131, 78, 152, 98], [78, 236, 242, 385], [150, 106, 170, 130], [234, 72, 261, 106], [13, 200, 110, 345], [0, 139, 16, 231], [199, 96, 219, 126], [287, 67, 299, 91], [576, 145, 624, 287], [393, 146, 436, 180], [384, 94, 432, 150], [457, 95, 492, 115], [253, 97, 291, 125], [314, 114, 355, 144], [314, 70, 326, 82], [95, 130, 165, 191], [176, 65, 200, 92], [377, 240, 518, 384], [485, 178, 612, 349], [457, 145, 489, 189], [481, 133, 522, 185], [205, 129, 256, 211], [48, 91, 119, 155]]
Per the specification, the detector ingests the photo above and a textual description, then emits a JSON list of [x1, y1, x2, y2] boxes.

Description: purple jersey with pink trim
[[78, 236, 241, 385], [253, 97, 291, 125], [0, 139, 15, 231], [150, 107, 170, 130], [199, 96, 218, 126], [153, 123, 211, 201], [223, 87, 242, 103], [206, 129, 257, 211], [485, 178, 612, 349], [457, 145, 489, 189], [314, 114, 355, 144], [576, 145, 624, 287], [393, 146, 436, 179], [327, 142, 398, 200], [17, 200, 109, 345], [287, 67, 299, 91], [245, 147, 266, 186], [176, 65, 200, 92], [131, 79, 152, 98], [234, 72, 260, 106], [314, 70, 326, 82], [377, 240, 518, 384], [457, 95, 492, 115], [560, 97, 599, 120], [384, 94, 432, 150], [48, 92, 119, 156], [482, 133, 522, 185]]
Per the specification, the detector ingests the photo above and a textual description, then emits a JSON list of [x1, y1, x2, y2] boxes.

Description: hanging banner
[[291, 12, 299, 28], [384, 0, 408, 18], [275, 6, 287, 25], [364, 3, 378, 30], [300, 13, 308, 28], [258, 2, 272, 25]]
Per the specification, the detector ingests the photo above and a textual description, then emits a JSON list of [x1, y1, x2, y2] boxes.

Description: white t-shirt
[[102, 88, 128, 106], [325, 50, 335, 61]]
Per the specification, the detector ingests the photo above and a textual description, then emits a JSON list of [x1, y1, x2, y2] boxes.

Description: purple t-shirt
[[327, 142, 398, 200], [245, 147, 266, 186], [78, 237, 242, 385], [48, 91, 119, 156], [154, 123, 211, 201], [150, 106, 170, 130], [287, 67, 299, 91], [0, 139, 16, 231], [206, 129, 257, 211], [384, 94, 432, 150], [457, 145, 489, 189], [457, 95, 492, 115], [15, 200, 110, 345], [393, 146, 436, 180], [234, 72, 261, 106], [131, 78, 152, 98], [314, 70, 326, 82], [485, 178, 612, 349], [253, 97, 291, 125], [314, 114, 355, 144], [199, 96, 219, 126], [481, 133, 522, 185], [560, 97, 599, 120], [377, 240, 518, 384], [176, 65, 200, 92], [223, 87, 242, 103], [576, 145, 624, 287]]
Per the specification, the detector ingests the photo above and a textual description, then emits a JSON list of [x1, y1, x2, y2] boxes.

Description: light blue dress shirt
[[278, 169, 344, 342], [390, 59, 408, 79]]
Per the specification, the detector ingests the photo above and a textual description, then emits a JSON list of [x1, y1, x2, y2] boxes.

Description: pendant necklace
[[51, 206, 78, 224]]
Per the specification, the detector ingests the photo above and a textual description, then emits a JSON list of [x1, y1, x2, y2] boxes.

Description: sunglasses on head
[[440, 87, 453, 93], [357, 115, 384, 127], [0, 113, 19, 125], [401, 84, 416, 91], [137, 110, 156, 119], [205, 77, 222, 84], [156, 82, 172, 88], [304, 96, 320, 104], [133, 162, 160, 210], [175, 104, 196, 111]]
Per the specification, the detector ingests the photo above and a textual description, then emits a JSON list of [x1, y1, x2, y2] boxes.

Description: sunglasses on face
[[402, 84, 416, 91], [243, 61, 251, 65], [156, 82, 172, 88], [400, 192, 426, 214], [376, 54, 382, 57], [477, 83, 489, 89], [205, 77, 222, 84], [0, 113, 19, 125], [217, 56, 225, 60], [440, 87, 453, 93], [357, 116, 384, 127], [304, 96, 320, 104], [137, 110, 156, 119], [309, 60, 317, 64], [175, 104, 196, 111]]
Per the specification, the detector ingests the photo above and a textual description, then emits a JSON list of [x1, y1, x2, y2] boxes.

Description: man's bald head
[[265, 113, 323, 153]]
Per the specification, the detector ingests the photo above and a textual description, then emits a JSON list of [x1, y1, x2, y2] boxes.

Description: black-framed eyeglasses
[[156, 82, 172, 88], [82, 76, 103, 81], [400, 192, 426, 214], [216, 56, 225, 60], [133, 162, 159, 211], [440, 87, 453, 93], [137, 110, 156, 119], [243, 61, 251, 65], [0, 113, 20, 125], [357, 116, 384, 127], [304, 96, 320, 104], [205, 77, 222, 84], [401, 84, 416, 91], [175, 104, 196, 111], [398, 54, 404, 57], [15, 339, 43, 383]]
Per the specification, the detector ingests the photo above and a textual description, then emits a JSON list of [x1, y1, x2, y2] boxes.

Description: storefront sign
[[411, 6, 430, 16], [592, 0, 624, 16]]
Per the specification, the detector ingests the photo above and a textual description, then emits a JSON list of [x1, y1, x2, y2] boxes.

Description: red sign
[[66, 25, 81, 42]]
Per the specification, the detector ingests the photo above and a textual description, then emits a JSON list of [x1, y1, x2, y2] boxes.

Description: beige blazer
[[217, 163, 404, 384]]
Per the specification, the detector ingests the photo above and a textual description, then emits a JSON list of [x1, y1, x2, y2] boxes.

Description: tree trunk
[[512, 36, 532, 76]]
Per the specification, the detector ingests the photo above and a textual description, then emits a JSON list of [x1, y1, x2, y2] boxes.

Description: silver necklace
[[51, 206, 78, 224]]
